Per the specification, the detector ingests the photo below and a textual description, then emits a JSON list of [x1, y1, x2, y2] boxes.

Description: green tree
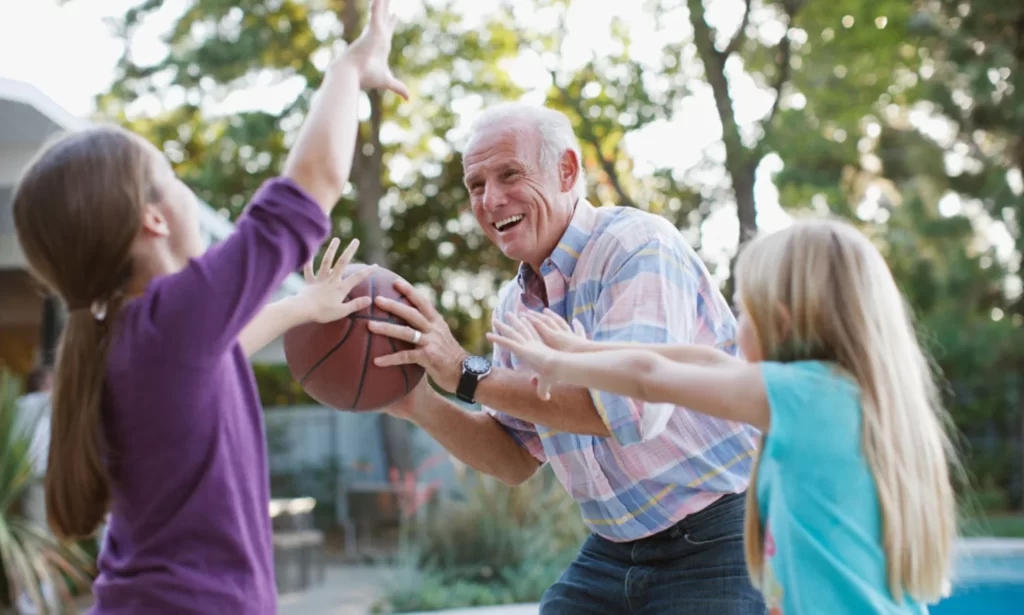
[[767, 0, 1024, 508]]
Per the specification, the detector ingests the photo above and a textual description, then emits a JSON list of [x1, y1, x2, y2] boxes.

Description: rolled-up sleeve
[[482, 304, 548, 463], [586, 236, 701, 447]]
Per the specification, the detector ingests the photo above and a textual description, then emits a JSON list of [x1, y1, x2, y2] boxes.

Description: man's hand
[[293, 237, 376, 323], [367, 279, 469, 393]]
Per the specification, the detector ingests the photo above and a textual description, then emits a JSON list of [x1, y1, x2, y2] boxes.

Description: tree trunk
[[341, 0, 415, 478], [731, 159, 758, 246], [687, 0, 760, 249]]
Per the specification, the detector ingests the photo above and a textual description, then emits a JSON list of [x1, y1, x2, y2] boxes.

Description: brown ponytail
[[12, 125, 158, 541]]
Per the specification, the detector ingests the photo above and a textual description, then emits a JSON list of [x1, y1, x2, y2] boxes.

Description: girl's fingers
[[319, 237, 342, 278], [493, 319, 525, 343]]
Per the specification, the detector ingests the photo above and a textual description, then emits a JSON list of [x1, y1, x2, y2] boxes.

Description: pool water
[[931, 583, 1024, 613], [930, 552, 1024, 614]]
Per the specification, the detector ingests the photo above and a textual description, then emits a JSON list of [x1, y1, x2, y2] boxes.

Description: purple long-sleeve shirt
[[89, 178, 329, 614]]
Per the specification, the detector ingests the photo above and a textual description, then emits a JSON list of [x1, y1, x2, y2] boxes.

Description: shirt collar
[[516, 198, 600, 290]]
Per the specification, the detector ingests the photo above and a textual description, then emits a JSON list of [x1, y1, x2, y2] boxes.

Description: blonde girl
[[488, 218, 957, 614]]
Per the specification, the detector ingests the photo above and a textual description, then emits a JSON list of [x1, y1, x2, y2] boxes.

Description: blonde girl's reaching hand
[[489, 313, 570, 401], [521, 309, 592, 353], [488, 313, 770, 431], [523, 308, 740, 366]]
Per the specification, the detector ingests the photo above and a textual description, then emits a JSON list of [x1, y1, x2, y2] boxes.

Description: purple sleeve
[[143, 178, 330, 358]]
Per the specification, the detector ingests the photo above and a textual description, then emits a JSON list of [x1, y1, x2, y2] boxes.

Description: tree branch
[[723, 0, 753, 56], [688, 0, 742, 157], [587, 133, 636, 208], [765, 4, 797, 125]]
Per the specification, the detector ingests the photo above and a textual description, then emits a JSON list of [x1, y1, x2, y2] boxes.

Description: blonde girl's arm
[[511, 311, 741, 366], [548, 348, 770, 431], [578, 341, 740, 366]]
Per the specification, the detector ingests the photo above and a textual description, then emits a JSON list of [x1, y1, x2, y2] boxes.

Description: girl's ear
[[140, 203, 170, 238]]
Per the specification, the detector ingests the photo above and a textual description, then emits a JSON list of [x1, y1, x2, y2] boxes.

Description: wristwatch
[[456, 355, 492, 404]]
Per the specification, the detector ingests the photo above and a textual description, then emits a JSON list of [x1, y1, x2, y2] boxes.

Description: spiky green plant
[[0, 370, 95, 613]]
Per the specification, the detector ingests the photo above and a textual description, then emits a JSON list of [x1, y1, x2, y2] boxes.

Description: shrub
[[371, 462, 587, 613]]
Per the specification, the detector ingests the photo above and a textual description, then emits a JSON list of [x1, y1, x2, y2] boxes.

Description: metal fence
[[264, 405, 458, 528]]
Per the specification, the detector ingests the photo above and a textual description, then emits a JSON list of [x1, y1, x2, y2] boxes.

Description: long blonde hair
[[734, 218, 958, 604]]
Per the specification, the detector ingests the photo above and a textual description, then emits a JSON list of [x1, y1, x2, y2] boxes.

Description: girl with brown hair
[[11, 1, 408, 612]]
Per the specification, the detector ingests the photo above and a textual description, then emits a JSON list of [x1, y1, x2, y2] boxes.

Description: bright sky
[[3, 0, 1018, 297]]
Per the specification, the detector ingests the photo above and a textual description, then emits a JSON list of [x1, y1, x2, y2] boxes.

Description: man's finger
[[374, 295, 431, 331], [374, 348, 419, 368], [367, 320, 420, 345], [392, 279, 440, 322]]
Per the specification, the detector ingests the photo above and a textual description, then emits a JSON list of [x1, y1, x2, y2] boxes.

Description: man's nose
[[482, 183, 505, 210]]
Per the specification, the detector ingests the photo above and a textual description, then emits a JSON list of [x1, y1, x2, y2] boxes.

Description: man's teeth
[[494, 214, 524, 231]]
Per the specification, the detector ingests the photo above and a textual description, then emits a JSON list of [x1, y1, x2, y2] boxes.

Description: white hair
[[465, 102, 587, 199]]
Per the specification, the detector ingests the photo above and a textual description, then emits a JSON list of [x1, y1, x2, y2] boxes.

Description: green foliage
[[95, 0, 1024, 518], [0, 371, 95, 612], [371, 465, 588, 613]]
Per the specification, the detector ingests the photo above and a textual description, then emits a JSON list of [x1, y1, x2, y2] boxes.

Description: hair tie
[[66, 297, 113, 321], [90, 300, 109, 321]]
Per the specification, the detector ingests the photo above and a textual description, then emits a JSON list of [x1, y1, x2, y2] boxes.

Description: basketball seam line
[[350, 275, 377, 409], [298, 320, 356, 386], [387, 336, 411, 394]]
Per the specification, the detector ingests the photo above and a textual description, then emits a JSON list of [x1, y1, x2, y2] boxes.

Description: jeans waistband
[[643, 491, 747, 543]]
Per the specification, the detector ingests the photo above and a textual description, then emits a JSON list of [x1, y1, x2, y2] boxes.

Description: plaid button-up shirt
[[485, 198, 760, 542]]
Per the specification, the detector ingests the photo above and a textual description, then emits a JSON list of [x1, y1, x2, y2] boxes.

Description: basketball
[[283, 264, 426, 411]]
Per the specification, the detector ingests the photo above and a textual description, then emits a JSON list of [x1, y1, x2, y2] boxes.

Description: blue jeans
[[540, 493, 766, 614]]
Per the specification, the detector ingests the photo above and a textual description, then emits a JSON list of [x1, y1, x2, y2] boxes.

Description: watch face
[[463, 356, 491, 375]]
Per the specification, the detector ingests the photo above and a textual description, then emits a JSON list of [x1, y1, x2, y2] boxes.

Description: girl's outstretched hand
[[523, 309, 590, 353], [296, 237, 377, 324], [488, 313, 566, 400], [341, 0, 409, 99]]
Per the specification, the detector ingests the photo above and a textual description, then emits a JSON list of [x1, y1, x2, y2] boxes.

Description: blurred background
[[0, 0, 1022, 613]]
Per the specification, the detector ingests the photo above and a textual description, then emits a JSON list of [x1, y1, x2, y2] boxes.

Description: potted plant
[[0, 369, 95, 613]]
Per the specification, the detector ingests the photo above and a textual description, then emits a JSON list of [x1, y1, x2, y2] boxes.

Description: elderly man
[[369, 102, 765, 614]]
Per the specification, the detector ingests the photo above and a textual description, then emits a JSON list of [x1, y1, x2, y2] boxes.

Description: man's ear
[[140, 203, 171, 238], [558, 149, 580, 194]]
